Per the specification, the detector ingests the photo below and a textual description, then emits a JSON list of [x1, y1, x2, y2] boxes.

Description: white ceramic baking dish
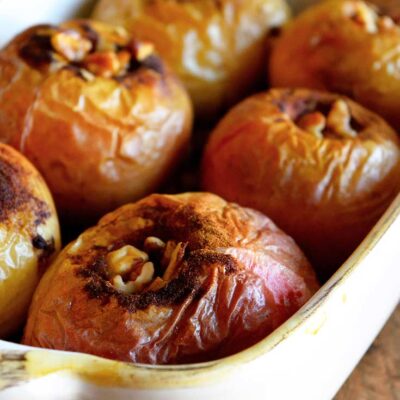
[[0, 1, 399, 399]]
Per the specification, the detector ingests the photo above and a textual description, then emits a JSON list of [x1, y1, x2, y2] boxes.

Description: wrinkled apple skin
[[23, 192, 318, 365]]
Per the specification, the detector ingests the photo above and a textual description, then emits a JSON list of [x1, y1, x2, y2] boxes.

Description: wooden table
[[335, 305, 400, 400]]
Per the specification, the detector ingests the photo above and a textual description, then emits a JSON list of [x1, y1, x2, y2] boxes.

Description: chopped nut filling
[[297, 99, 358, 139], [112, 262, 154, 295], [348, 2, 378, 33], [326, 100, 358, 138], [377, 16, 396, 30], [144, 236, 166, 253], [83, 51, 121, 78], [107, 245, 148, 276], [131, 41, 155, 62], [117, 50, 131, 73], [161, 241, 178, 268], [107, 238, 187, 295], [20, 24, 159, 79], [79, 68, 95, 82], [51, 31, 92, 62], [163, 242, 187, 281], [346, 1, 397, 33], [297, 112, 325, 138]]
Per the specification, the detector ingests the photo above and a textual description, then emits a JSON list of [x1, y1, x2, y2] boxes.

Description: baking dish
[[0, 0, 399, 398]]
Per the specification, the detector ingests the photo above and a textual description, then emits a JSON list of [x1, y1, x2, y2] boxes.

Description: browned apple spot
[[0, 149, 51, 227], [32, 235, 56, 271], [19, 28, 57, 69]]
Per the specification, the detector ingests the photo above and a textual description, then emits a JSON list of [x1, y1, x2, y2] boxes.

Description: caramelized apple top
[[17, 20, 163, 80]]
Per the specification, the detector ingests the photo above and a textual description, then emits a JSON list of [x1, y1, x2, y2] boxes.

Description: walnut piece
[[346, 2, 380, 34], [144, 236, 166, 253], [107, 245, 148, 276], [326, 100, 357, 138], [117, 50, 131, 75], [83, 51, 122, 78], [51, 31, 92, 62], [107, 238, 187, 294], [79, 68, 95, 82], [297, 100, 358, 139], [297, 112, 325, 138], [112, 262, 155, 294], [163, 242, 186, 281], [131, 41, 154, 62], [377, 16, 396, 31]]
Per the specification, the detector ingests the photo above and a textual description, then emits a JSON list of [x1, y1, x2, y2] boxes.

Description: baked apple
[[23, 192, 318, 364], [269, 0, 400, 129], [0, 20, 192, 222], [202, 89, 400, 279], [92, 0, 291, 121], [0, 143, 60, 337]]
